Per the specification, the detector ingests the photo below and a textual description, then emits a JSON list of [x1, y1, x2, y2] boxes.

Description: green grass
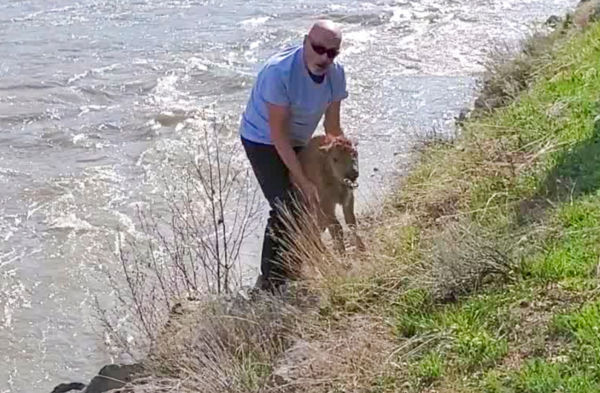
[[363, 19, 600, 393], [409, 350, 445, 387]]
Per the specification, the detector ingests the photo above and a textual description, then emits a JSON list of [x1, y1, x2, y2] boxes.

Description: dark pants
[[241, 136, 304, 291]]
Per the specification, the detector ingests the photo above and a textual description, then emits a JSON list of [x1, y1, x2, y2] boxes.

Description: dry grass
[[111, 311, 398, 393], [108, 292, 310, 392], [105, 235, 403, 393], [573, 0, 600, 28], [98, 169, 405, 392], [413, 221, 519, 303]]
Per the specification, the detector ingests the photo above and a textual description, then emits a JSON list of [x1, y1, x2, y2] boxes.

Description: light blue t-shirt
[[239, 44, 348, 147]]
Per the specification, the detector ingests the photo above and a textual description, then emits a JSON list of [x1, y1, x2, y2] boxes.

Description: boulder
[[269, 339, 329, 388], [50, 382, 86, 393], [545, 15, 562, 27], [83, 364, 145, 393]]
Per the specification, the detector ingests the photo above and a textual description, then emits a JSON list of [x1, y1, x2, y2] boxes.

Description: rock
[[270, 339, 313, 387], [456, 107, 472, 125], [270, 339, 329, 388], [50, 382, 86, 393], [546, 101, 567, 118], [83, 364, 145, 393], [545, 15, 562, 27]]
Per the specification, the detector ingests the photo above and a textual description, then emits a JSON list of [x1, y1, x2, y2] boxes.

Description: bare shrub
[[413, 220, 520, 302], [93, 112, 264, 361]]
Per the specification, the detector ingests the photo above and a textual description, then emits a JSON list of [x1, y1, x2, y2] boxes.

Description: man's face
[[304, 34, 341, 75]]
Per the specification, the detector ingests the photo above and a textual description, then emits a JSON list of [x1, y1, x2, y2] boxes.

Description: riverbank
[[54, 2, 600, 392]]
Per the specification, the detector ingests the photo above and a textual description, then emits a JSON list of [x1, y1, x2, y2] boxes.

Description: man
[[239, 19, 349, 292]]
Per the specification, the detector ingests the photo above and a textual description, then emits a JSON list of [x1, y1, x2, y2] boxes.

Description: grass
[[363, 12, 600, 393], [102, 6, 600, 393]]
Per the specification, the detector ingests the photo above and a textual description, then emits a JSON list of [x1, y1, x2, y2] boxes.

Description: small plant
[[411, 351, 446, 387], [513, 359, 564, 393], [454, 329, 508, 371]]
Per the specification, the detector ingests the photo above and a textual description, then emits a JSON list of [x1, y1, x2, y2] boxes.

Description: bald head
[[308, 19, 342, 42], [303, 19, 343, 76]]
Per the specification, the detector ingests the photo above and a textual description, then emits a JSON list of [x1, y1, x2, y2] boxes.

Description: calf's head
[[319, 135, 359, 188]]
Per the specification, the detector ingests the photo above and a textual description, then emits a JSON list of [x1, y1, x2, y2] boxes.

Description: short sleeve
[[331, 63, 349, 102], [260, 65, 289, 106]]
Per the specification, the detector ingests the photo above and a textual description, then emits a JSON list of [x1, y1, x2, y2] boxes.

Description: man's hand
[[298, 178, 320, 209]]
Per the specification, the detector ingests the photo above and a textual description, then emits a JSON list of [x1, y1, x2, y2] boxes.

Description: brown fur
[[294, 134, 365, 253]]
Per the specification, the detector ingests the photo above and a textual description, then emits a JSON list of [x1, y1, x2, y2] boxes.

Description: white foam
[[92, 63, 121, 74], [345, 29, 376, 43], [328, 4, 347, 11], [240, 16, 271, 27], [147, 75, 182, 107], [67, 71, 90, 84], [3, 301, 12, 329], [340, 29, 376, 56], [390, 7, 412, 23], [84, 165, 125, 184], [48, 213, 94, 231], [113, 211, 138, 238], [72, 133, 87, 144], [1, 272, 28, 331], [185, 57, 209, 72], [78, 105, 110, 118]]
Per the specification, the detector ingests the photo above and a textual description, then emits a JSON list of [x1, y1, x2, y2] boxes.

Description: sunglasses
[[310, 40, 339, 59]]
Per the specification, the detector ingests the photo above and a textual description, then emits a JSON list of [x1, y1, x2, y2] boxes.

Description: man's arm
[[323, 100, 344, 137], [268, 102, 311, 187], [261, 67, 318, 204]]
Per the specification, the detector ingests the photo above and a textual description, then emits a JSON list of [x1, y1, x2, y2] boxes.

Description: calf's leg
[[342, 191, 366, 251], [322, 200, 345, 254]]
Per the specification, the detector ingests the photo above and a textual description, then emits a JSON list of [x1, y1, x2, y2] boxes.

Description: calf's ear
[[318, 141, 334, 153]]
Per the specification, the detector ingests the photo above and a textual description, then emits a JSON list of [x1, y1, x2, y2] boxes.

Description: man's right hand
[[299, 178, 320, 209]]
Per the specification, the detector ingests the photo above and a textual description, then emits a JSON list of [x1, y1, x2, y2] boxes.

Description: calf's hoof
[[355, 236, 366, 252], [333, 240, 346, 255]]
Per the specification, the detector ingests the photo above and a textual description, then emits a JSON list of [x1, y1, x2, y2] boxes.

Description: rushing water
[[0, 0, 580, 391]]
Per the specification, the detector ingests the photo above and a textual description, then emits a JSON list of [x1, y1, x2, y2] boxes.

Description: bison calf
[[294, 134, 366, 254]]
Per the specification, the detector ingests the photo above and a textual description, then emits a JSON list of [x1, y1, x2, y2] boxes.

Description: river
[[0, 0, 579, 391]]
